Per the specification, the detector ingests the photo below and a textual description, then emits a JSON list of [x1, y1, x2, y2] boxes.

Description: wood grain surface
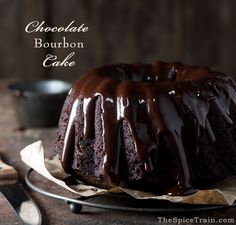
[[0, 157, 18, 179], [1, 1, 236, 81]]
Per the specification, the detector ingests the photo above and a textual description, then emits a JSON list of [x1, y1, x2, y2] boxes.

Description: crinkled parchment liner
[[20, 141, 236, 205]]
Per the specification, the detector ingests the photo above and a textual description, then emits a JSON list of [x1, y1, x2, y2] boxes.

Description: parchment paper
[[20, 141, 236, 205]]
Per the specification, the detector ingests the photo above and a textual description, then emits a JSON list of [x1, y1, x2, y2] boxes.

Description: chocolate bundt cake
[[55, 61, 236, 195]]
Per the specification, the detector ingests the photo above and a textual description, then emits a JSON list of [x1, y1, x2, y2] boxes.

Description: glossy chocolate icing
[[58, 61, 236, 195]]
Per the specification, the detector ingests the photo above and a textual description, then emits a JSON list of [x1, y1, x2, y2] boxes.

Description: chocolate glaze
[[59, 61, 236, 195]]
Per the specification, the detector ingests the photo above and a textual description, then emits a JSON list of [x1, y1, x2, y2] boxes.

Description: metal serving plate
[[25, 169, 236, 214]]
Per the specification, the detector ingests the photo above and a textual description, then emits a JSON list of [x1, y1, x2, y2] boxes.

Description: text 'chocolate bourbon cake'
[[55, 61, 236, 195]]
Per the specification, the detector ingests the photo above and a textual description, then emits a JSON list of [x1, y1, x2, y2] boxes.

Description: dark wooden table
[[0, 80, 236, 225]]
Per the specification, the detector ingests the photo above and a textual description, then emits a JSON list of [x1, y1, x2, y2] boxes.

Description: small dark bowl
[[8, 79, 71, 128]]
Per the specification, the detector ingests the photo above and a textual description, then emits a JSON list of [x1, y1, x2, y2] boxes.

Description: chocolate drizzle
[[59, 61, 236, 195]]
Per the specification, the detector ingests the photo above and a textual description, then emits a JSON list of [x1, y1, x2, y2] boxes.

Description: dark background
[[1, 0, 236, 81]]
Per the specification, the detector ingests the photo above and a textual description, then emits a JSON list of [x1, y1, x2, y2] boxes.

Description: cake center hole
[[167, 66, 177, 81], [113, 65, 177, 82], [113, 67, 158, 82]]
